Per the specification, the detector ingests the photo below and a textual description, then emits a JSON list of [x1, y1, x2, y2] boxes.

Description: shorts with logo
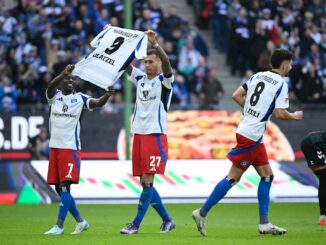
[[227, 133, 269, 170], [47, 148, 81, 184], [132, 134, 168, 176]]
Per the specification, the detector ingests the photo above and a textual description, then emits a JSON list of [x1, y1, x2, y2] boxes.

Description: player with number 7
[[44, 64, 115, 235]]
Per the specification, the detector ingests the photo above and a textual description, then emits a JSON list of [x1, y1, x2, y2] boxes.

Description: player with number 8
[[192, 49, 303, 236]]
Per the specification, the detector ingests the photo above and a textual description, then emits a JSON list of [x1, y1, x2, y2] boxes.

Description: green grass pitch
[[0, 203, 325, 245]]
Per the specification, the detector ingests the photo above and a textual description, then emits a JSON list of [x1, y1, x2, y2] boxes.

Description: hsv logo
[[143, 90, 149, 99], [62, 104, 68, 112]]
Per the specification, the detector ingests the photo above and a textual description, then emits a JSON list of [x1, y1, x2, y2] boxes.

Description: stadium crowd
[[0, 0, 325, 113], [0, 0, 213, 112], [193, 0, 326, 104]]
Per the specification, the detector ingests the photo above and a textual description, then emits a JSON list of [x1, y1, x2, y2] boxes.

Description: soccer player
[[301, 131, 326, 225], [44, 64, 114, 235], [192, 49, 303, 236], [119, 30, 175, 234]]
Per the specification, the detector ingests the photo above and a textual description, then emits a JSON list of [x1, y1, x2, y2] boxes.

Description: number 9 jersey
[[237, 70, 289, 142], [72, 26, 148, 90]]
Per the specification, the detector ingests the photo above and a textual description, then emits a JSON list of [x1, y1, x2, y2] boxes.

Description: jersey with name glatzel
[[72, 26, 148, 90], [47, 90, 91, 150], [237, 71, 289, 142], [130, 67, 173, 135]]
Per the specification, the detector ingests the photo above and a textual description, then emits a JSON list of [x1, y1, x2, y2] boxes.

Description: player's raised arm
[[145, 30, 173, 77], [232, 86, 247, 108], [88, 86, 115, 109], [47, 64, 75, 99]]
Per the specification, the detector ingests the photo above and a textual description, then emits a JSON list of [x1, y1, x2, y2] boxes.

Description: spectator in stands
[[178, 36, 202, 79], [0, 75, 18, 112], [257, 40, 275, 72], [27, 126, 50, 160], [212, 0, 229, 52], [199, 68, 224, 109], [134, 8, 153, 31], [172, 73, 189, 109]]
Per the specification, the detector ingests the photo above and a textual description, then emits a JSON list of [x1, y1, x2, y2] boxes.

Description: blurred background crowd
[[0, 0, 325, 113]]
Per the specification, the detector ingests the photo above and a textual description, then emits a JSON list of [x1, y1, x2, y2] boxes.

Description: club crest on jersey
[[62, 104, 68, 112], [143, 90, 149, 98], [71, 98, 77, 103], [141, 83, 145, 87], [240, 161, 249, 167]]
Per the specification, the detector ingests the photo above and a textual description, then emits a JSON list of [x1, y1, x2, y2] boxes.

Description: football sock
[[200, 176, 236, 217], [57, 191, 72, 228], [133, 184, 154, 228], [69, 196, 83, 222], [315, 170, 326, 216], [151, 187, 171, 222], [258, 176, 273, 224]]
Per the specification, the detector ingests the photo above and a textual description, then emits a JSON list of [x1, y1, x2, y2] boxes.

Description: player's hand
[[293, 111, 303, 120], [104, 24, 111, 30], [145, 30, 157, 45], [107, 86, 115, 96], [63, 64, 75, 75]]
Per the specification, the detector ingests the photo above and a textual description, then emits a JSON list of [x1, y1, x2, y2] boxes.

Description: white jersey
[[237, 71, 289, 142], [130, 67, 174, 134], [72, 26, 148, 90], [46, 90, 91, 150]]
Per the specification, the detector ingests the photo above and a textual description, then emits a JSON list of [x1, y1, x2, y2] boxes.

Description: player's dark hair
[[147, 48, 159, 58], [270, 49, 293, 68]]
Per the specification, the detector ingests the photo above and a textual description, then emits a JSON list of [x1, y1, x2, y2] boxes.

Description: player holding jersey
[[44, 64, 114, 235], [192, 49, 303, 236], [120, 30, 175, 234]]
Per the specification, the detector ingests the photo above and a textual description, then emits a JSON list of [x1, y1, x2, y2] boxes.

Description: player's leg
[[254, 164, 286, 235], [44, 181, 71, 235], [149, 134, 175, 233], [151, 186, 175, 233], [315, 169, 326, 225], [65, 149, 89, 234], [192, 164, 243, 236], [120, 174, 154, 234], [45, 149, 64, 235]]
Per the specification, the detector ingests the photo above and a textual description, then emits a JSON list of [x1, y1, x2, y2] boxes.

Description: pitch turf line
[[0, 203, 325, 245]]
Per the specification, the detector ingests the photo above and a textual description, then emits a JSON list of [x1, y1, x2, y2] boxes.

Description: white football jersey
[[46, 90, 91, 150], [130, 67, 174, 134], [72, 26, 148, 90], [236, 71, 289, 142]]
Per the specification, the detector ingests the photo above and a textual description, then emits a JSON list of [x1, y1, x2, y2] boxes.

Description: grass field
[[0, 203, 325, 245]]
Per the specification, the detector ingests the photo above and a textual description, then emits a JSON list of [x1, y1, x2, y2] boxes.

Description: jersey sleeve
[[162, 74, 174, 89], [242, 74, 255, 91], [275, 82, 289, 109], [78, 92, 92, 111], [46, 89, 59, 105], [129, 66, 146, 85], [134, 35, 148, 59], [90, 27, 111, 48]]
